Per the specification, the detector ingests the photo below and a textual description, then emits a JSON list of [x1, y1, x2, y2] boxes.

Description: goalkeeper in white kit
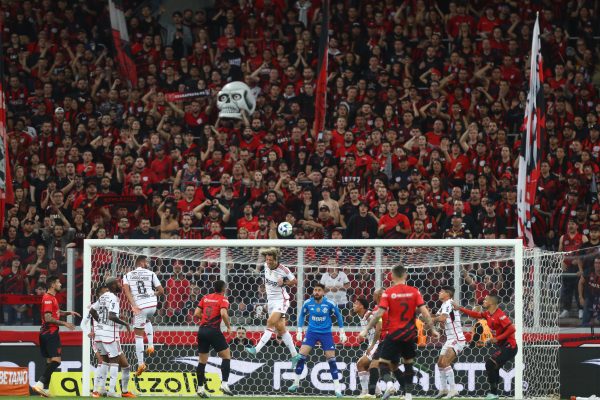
[[289, 283, 347, 397]]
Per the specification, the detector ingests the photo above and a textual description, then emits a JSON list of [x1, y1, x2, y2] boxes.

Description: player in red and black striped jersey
[[32, 276, 81, 397], [455, 294, 517, 400], [193, 280, 234, 397], [360, 265, 439, 400]]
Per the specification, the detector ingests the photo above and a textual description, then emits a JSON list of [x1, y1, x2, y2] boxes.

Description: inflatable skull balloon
[[216, 81, 256, 119]]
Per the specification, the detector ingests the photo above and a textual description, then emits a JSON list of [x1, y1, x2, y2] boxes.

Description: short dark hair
[[95, 284, 108, 297], [487, 294, 500, 305], [47, 275, 60, 289], [135, 255, 147, 266], [355, 297, 369, 309], [441, 286, 455, 297], [313, 283, 326, 292], [391, 265, 407, 279], [214, 280, 226, 293]]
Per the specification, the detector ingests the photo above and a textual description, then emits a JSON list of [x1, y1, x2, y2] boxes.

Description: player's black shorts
[[40, 331, 62, 358], [491, 343, 518, 367], [379, 329, 417, 364], [197, 326, 228, 354]]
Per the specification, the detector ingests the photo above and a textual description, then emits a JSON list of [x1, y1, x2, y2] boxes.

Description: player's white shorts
[[133, 307, 156, 328], [441, 339, 466, 356], [268, 299, 290, 316], [91, 340, 99, 354], [96, 341, 123, 358], [365, 341, 380, 361]]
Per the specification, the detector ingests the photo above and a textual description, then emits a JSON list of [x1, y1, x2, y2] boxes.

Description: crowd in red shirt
[[1, 0, 599, 325]]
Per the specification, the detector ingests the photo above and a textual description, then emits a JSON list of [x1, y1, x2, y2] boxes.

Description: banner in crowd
[[517, 13, 546, 247], [313, 0, 329, 137], [0, 29, 14, 231], [165, 90, 210, 102], [108, 0, 137, 86]]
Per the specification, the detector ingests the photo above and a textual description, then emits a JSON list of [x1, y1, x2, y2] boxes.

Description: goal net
[[82, 239, 561, 398]]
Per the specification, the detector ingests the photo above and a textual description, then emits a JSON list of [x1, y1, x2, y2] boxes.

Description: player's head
[[46, 275, 62, 291], [105, 277, 122, 293], [135, 255, 148, 268], [214, 279, 227, 294], [483, 294, 500, 309], [373, 288, 384, 303], [95, 284, 108, 298], [261, 247, 280, 270], [353, 297, 369, 314], [439, 286, 455, 301], [391, 265, 408, 283], [312, 283, 325, 300]]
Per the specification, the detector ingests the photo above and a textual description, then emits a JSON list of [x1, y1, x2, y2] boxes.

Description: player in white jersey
[[246, 248, 299, 362], [89, 277, 135, 398], [353, 297, 382, 398], [123, 255, 164, 376], [81, 285, 108, 397], [434, 286, 465, 399]]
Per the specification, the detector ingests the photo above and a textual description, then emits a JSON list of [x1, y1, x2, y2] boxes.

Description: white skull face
[[216, 81, 256, 119]]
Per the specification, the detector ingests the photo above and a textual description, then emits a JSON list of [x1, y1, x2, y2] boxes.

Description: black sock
[[40, 361, 60, 387], [393, 368, 405, 389], [368, 368, 379, 395], [221, 359, 231, 383], [196, 363, 206, 387], [403, 363, 414, 392], [486, 360, 499, 394]]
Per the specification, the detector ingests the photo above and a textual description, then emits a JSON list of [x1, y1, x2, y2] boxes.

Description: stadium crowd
[[1, 0, 600, 326]]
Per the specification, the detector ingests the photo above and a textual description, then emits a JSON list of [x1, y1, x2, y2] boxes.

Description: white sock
[[145, 322, 154, 347], [95, 363, 109, 393], [359, 371, 369, 394], [135, 335, 145, 365], [333, 379, 341, 392], [108, 364, 119, 393], [281, 331, 298, 357], [254, 329, 275, 353], [294, 374, 301, 386], [439, 366, 447, 391], [446, 367, 455, 391], [121, 367, 130, 393]]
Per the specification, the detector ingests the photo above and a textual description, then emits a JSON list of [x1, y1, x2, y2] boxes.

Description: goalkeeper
[[289, 283, 347, 397]]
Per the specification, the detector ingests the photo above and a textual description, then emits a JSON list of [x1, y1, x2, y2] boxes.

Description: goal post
[[82, 238, 560, 398]]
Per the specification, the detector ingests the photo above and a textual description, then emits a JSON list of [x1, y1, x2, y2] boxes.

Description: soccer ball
[[277, 222, 293, 237]]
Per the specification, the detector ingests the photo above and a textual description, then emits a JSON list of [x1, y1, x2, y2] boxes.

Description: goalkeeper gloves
[[296, 329, 303, 341], [339, 329, 347, 344]]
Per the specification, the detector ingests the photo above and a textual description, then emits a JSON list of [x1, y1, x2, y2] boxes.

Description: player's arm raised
[[453, 301, 485, 319], [417, 304, 440, 339], [122, 277, 140, 314], [60, 309, 81, 318]]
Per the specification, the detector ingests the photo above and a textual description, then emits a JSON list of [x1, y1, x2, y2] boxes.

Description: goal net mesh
[[85, 242, 561, 398]]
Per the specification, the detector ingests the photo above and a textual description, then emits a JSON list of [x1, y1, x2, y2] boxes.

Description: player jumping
[[81, 285, 109, 397], [454, 295, 517, 400], [194, 279, 234, 398], [32, 276, 80, 397], [89, 277, 135, 398], [434, 286, 465, 399], [353, 296, 381, 398], [246, 248, 298, 361], [289, 283, 347, 397], [123, 255, 164, 376], [360, 265, 439, 400]]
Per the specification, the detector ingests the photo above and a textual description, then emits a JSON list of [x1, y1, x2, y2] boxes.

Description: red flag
[[109, 0, 137, 87], [312, 0, 329, 137], [0, 29, 14, 232], [517, 14, 545, 247]]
